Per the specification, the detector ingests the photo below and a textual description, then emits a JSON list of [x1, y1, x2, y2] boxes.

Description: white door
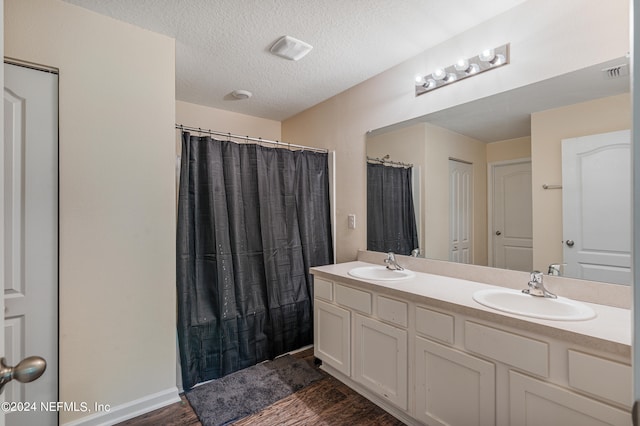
[[562, 130, 630, 285], [4, 63, 58, 425], [449, 160, 472, 263], [489, 160, 533, 271]]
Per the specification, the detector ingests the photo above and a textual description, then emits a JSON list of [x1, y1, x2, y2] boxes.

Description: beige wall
[[176, 100, 281, 155], [487, 136, 531, 163], [531, 93, 631, 272], [282, 0, 629, 263], [6, 0, 177, 423]]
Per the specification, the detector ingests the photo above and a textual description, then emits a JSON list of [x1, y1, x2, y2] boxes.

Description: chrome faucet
[[384, 252, 404, 271], [522, 271, 557, 298]]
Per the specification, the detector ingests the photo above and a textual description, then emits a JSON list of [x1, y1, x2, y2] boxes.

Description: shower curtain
[[367, 162, 419, 255], [177, 132, 333, 390]]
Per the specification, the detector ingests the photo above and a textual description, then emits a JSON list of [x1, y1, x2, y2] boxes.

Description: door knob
[[495, 231, 502, 236], [566, 240, 575, 247], [0, 356, 46, 394]]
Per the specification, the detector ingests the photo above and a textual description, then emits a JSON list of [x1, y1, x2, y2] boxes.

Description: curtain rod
[[176, 124, 328, 153], [367, 156, 413, 168]]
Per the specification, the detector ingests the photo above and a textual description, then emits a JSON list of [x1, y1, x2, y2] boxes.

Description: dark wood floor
[[117, 348, 404, 426]]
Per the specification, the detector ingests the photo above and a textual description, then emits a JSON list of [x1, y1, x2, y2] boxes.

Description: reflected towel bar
[[542, 184, 563, 190]]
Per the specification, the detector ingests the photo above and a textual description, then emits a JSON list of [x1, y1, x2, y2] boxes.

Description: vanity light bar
[[415, 43, 510, 97]]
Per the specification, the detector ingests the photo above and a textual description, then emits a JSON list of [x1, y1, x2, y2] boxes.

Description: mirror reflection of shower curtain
[[367, 163, 418, 255], [176, 132, 334, 390]]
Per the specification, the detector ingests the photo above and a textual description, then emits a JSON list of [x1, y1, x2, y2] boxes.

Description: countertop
[[311, 261, 631, 357]]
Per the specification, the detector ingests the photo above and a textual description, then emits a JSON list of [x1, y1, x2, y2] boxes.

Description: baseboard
[[61, 387, 181, 426]]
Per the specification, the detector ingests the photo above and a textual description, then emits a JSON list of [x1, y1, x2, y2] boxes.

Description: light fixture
[[415, 43, 510, 96], [269, 35, 313, 61], [231, 89, 252, 100]]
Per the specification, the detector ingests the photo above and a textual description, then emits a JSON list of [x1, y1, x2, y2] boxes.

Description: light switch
[[348, 214, 356, 229]]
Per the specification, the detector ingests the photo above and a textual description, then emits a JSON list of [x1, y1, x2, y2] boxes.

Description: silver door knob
[[566, 240, 575, 247], [0, 356, 46, 394], [495, 231, 502, 236]]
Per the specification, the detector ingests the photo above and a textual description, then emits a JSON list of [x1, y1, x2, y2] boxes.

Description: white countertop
[[311, 261, 631, 353]]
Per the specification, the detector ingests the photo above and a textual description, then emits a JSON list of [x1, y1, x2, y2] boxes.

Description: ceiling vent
[[602, 64, 629, 79], [269, 36, 313, 61]]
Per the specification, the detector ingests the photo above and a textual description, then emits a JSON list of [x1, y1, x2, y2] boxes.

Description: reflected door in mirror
[[449, 160, 472, 263], [561, 130, 631, 285], [490, 160, 533, 272]]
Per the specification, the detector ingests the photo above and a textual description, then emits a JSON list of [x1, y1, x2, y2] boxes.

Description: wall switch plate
[[348, 214, 356, 229]]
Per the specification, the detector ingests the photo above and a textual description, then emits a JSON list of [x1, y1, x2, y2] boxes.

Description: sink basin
[[348, 266, 415, 281], [472, 288, 596, 321]]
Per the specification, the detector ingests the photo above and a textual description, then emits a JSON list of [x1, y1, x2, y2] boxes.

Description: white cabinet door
[[509, 370, 629, 426], [314, 299, 351, 376], [415, 336, 495, 426], [353, 314, 408, 410]]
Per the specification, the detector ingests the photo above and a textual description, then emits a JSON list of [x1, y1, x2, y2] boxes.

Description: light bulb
[[425, 78, 437, 89], [491, 54, 506, 65], [415, 75, 426, 86], [468, 63, 480, 74], [454, 58, 470, 72], [479, 48, 495, 62], [432, 68, 446, 80], [445, 73, 457, 83]]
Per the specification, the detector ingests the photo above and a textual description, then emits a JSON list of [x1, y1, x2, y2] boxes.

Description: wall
[[5, 0, 177, 423], [282, 0, 629, 263], [176, 100, 281, 156], [486, 136, 531, 163], [531, 93, 631, 272]]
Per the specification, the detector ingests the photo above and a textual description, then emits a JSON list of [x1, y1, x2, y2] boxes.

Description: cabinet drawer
[[568, 350, 631, 407], [465, 321, 549, 377], [416, 306, 454, 344], [377, 296, 407, 328], [314, 277, 333, 301], [335, 284, 372, 314]]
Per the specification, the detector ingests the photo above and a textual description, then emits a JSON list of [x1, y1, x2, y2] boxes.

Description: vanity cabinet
[[311, 270, 631, 426]]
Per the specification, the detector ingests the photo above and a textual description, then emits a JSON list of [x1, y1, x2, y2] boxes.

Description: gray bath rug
[[185, 354, 324, 425]]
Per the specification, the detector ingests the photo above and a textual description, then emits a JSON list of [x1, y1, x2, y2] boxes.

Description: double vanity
[[311, 252, 631, 426]]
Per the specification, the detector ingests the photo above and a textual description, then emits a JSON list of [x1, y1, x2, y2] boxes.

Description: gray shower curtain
[[177, 132, 333, 390], [367, 162, 418, 255]]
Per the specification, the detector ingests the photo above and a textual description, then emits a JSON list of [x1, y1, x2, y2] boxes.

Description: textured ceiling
[[63, 0, 526, 121]]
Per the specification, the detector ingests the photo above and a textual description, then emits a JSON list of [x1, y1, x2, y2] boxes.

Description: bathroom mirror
[[366, 56, 631, 285]]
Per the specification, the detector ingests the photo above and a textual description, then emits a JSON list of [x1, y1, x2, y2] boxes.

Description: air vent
[[602, 64, 629, 79]]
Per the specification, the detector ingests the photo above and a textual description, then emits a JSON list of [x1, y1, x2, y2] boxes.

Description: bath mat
[[185, 354, 323, 426]]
